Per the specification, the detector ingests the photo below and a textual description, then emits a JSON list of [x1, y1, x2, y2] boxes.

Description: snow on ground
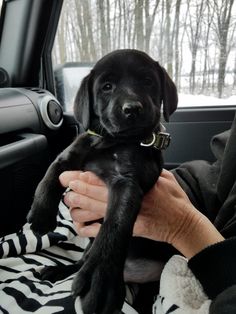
[[178, 93, 236, 107]]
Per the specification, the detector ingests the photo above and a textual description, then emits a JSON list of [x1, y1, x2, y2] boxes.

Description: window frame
[[0, 0, 63, 92]]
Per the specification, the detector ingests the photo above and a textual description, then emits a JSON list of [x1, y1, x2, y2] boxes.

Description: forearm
[[172, 206, 224, 259]]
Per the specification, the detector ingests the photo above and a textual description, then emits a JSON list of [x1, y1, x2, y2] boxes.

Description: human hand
[[59, 169, 224, 258], [59, 171, 107, 235]]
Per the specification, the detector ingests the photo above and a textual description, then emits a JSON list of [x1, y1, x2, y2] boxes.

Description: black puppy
[[27, 49, 178, 314]]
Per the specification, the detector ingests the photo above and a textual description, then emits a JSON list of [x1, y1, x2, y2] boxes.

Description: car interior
[[0, 0, 235, 312]]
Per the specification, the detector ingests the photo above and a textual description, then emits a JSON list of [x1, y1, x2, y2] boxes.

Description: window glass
[[52, 0, 236, 111]]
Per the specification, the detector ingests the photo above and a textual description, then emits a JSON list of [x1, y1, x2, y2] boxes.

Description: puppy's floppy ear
[[156, 63, 178, 122], [74, 71, 94, 130]]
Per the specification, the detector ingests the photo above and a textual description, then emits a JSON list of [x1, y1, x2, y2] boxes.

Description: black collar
[[87, 126, 171, 151]]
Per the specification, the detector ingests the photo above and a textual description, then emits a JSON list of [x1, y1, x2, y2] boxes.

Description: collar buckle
[[140, 132, 171, 150]]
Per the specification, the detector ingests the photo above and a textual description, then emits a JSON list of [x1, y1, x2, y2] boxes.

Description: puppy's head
[[74, 49, 177, 139]]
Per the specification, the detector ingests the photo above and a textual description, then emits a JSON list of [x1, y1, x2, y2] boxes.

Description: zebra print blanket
[[0, 202, 210, 313]]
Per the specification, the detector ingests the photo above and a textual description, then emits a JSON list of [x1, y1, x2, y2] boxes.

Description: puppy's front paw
[[27, 199, 58, 234], [40, 262, 82, 282], [72, 258, 125, 314]]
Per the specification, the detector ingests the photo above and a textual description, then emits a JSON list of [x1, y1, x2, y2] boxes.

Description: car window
[[52, 0, 236, 111], [0, 0, 2, 16]]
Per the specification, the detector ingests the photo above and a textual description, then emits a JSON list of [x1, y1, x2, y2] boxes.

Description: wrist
[[172, 206, 224, 259]]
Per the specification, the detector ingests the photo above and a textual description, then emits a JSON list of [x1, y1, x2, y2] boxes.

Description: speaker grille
[[39, 95, 63, 130], [47, 100, 63, 124]]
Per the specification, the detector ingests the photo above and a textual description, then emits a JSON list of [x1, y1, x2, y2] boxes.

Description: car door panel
[[164, 108, 235, 168], [0, 88, 63, 236]]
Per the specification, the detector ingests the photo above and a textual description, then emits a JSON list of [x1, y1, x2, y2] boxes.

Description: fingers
[[155, 169, 182, 197], [60, 171, 107, 203], [59, 171, 105, 188], [68, 177, 107, 203], [65, 191, 106, 215], [74, 221, 101, 238], [59, 171, 83, 187], [77, 171, 105, 186], [70, 207, 104, 223], [60, 171, 108, 236], [160, 169, 177, 182]]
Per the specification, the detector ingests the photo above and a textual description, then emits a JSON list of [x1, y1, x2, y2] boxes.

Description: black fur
[[27, 49, 178, 314]]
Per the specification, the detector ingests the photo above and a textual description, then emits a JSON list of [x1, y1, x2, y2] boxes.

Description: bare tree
[[144, 0, 160, 52], [174, 0, 182, 88], [186, 0, 205, 93], [201, 2, 214, 93], [165, 0, 173, 76], [96, 0, 112, 56], [134, 0, 144, 50], [234, 51, 236, 88], [156, 0, 166, 65], [212, 0, 235, 97]]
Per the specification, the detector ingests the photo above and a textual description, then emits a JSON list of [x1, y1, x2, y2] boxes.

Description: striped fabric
[[0, 202, 137, 313]]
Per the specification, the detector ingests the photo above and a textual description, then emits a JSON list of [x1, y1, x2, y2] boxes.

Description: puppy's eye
[[102, 83, 113, 92], [143, 77, 153, 87]]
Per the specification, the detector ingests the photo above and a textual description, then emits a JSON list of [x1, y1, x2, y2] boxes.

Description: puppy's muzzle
[[122, 101, 143, 119]]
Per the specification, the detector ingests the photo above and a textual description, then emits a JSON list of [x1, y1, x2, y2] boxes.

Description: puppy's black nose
[[122, 102, 143, 118]]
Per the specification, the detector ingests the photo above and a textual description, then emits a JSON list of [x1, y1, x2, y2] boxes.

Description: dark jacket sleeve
[[188, 237, 236, 313]]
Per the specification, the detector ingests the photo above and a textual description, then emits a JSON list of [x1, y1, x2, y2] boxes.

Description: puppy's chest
[[84, 145, 162, 189], [84, 148, 135, 175], [107, 152, 123, 174]]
